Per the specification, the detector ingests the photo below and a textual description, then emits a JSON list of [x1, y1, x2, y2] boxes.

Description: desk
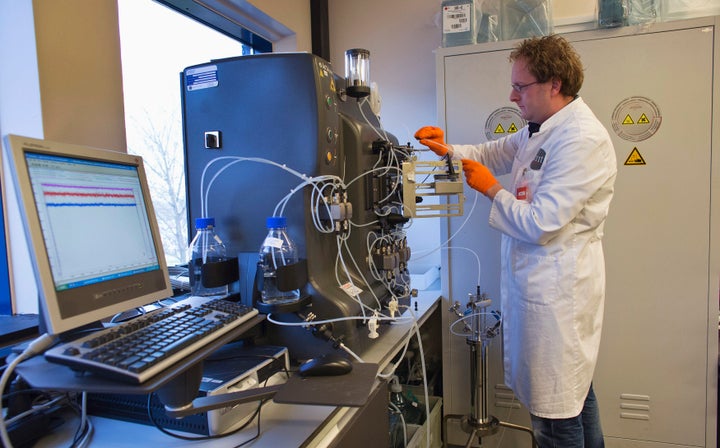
[[27, 292, 441, 447]]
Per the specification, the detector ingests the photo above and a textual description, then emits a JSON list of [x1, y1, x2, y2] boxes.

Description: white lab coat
[[452, 97, 617, 418]]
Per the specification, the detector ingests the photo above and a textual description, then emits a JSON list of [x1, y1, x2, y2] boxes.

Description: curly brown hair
[[509, 35, 584, 97]]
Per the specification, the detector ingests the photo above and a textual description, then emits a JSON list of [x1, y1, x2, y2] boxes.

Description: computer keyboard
[[44, 296, 259, 384]]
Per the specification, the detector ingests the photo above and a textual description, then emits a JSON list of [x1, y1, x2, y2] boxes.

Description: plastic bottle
[[441, 0, 476, 47], [389, 376, 424, 426], [188, 217, 228, 297], [259, 216, 300, 305]]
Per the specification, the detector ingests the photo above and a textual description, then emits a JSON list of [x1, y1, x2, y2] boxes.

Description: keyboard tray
[[43, 296, 259, 385]]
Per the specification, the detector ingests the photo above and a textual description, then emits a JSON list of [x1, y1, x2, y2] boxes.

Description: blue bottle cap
[[195, 217, 215, 229], [266, 216, 287, 228]]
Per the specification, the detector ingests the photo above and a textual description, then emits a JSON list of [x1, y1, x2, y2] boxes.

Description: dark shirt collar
[[528, 122, 541, 137]]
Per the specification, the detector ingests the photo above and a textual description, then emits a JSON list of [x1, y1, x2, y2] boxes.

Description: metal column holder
[[444, 290, 537, 448]]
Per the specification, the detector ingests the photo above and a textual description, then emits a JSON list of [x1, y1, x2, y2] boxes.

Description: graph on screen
[[26, 153, 159, 291]]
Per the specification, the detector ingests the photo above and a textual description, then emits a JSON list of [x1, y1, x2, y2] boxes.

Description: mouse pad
[[273, 362, 378, 407]]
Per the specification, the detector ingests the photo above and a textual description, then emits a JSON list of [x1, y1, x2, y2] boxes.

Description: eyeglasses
[[511, 81, 541, 92]]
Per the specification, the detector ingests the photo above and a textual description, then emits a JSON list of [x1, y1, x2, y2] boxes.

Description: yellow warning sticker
[[637, 113, 650, 124], [508, 123, 518, 133], [624, 147, 646, 165], [494, 123, 505, 134], [622, 114, 634, 125]]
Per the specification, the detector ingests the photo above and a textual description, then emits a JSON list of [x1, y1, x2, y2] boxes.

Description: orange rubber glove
[[461, 159, 499, 195], [414, 126, 449, 157]]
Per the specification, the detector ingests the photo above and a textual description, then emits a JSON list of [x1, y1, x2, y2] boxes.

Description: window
[[117, 0, 256, 265]]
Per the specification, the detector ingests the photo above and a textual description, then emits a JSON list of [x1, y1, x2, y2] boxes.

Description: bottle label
[[262, 236, 284, 249], [443, 4, 471, 34]]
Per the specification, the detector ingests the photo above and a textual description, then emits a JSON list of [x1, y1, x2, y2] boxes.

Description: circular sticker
[[485, 107, 526, 141], [611, 96, 662, 142]]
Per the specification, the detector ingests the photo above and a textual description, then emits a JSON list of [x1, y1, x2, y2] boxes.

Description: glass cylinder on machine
[[188, 217, 228, 297], [259, 216, 301, 305], [344, 48, 370, 98]]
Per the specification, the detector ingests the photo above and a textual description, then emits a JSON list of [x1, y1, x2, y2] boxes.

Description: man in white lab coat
[[415, 35, 617, 447]]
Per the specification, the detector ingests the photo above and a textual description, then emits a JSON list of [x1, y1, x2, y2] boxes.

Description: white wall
[[35, 0, 127, 150], [252, 0, 312, 52]]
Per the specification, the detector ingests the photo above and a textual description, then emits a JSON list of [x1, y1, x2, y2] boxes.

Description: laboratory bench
[[21, 291, 442, 447]]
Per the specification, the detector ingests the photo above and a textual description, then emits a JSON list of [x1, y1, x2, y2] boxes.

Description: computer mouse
[[298, 353, 353, 377]]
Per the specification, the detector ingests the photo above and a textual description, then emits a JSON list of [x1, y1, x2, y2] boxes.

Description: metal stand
[[444, 296, 537, 448]]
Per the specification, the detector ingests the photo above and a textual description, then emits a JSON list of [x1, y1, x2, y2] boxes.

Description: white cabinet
[[437, 16, 719, 448]]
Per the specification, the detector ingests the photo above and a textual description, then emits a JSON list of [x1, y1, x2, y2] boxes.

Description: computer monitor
[[3, 134, 172, 335]]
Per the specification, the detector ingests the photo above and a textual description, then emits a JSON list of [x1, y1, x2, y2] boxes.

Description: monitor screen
[[3, 134, 172, 335]]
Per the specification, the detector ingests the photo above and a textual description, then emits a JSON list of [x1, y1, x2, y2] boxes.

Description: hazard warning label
[[624, 147, 646, 165], [612, 96, 662, 142], [485, 107, 526, 141]]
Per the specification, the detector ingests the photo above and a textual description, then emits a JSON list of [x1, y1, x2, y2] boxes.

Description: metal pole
[[444, 296, 537, 448]]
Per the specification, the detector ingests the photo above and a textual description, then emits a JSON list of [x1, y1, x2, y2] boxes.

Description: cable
[[198, 155, 344, 224], [0, 333, 56, 448], [357, 97, 389, 141], [412, 188, 480, 263], [444, 246, 482, 288], [338, 343, 365, 363], [146, 391, 265, 442], [407, 309, 431, 448], [388, 401, 408, 448], [4, 394, 67, 426], [70, 392, 93, 448], [376, 324, 415, 381], [265, 313, 413, 328], [379, 308, 431, 448], [338, 234, 384, 312]]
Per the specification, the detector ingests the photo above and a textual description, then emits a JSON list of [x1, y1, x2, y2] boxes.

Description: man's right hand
[[414, 126, 449, 157]]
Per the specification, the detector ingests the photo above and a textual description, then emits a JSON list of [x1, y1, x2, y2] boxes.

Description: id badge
[[516, 185, 528, 201]]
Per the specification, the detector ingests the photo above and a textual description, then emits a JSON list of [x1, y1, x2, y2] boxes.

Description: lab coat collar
[[530, 96, 584, 139]]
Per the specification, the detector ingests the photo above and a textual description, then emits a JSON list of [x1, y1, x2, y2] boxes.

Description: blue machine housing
[[180, 53, 411, 360]]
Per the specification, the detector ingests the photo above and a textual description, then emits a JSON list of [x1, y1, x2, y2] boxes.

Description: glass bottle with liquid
[[188, 217, 228, 297], [258, 216, 301, 305]]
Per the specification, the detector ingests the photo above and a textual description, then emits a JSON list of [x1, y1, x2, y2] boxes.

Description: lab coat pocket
[[510, 246, 559, 308]]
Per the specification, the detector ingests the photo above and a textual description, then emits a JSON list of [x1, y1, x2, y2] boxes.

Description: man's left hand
[[461, 159, 500, 197]]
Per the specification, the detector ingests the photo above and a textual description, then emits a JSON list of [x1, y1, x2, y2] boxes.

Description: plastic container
[[500, 0, 552, 40], [660, 0, 720, 22], [628, 0, 658, 24], [188, 217, 228, 297], [442, 0, 476, 47], [258, 216, 301, 305], [598, 0, 628, 28], [476, 0, 500, 44]]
